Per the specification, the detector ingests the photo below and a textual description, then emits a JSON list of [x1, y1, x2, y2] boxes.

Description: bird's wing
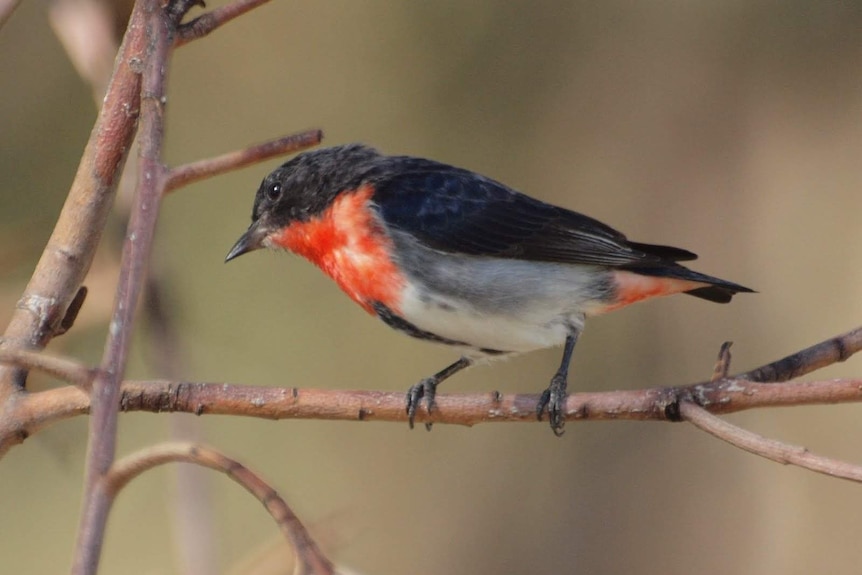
[[371, 161, 697, 267]]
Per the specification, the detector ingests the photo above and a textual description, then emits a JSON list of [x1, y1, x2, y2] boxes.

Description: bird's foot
[[406, 377, 438, 431], [537, 373, 568, 436]]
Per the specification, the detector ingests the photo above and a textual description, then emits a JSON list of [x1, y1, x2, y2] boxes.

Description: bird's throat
[[270, 185, 406, 314]]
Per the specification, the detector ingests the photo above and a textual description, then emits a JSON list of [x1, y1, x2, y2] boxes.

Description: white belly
[[397, 262, 598, 355], [385, 229, 613, 355]]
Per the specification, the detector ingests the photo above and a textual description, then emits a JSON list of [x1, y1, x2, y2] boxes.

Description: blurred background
[[2, 1, 862, 573]]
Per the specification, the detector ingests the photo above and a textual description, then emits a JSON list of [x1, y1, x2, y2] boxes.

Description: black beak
[[225, 221, 266, 262]]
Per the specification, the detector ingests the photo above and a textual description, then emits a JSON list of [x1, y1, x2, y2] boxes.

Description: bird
[[225, 143, 753, 435]]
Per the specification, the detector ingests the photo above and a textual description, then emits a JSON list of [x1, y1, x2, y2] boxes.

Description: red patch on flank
[[595, 270, 709, 314], [270, 185, 405, 314]]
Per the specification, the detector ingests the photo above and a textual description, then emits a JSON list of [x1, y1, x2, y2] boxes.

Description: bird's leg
[[407, 356, 473, 430], [537, 332, 579, 436]]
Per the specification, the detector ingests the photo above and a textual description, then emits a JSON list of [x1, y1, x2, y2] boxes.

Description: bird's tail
[[624, 265, 755, 303]]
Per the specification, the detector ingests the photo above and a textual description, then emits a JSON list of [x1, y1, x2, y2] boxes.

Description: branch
[[6, 374, 858, 442], [738, 326, 862, 382], [680, 401, 862, 483], [1, 325, 859, 441], [102, 443, 335, 574], [0, 0, 147, 394], [73, 1, 173, 573], [0, 348, 93, 387], [165, 129, 324, 192], [174, 0, 274, 47]]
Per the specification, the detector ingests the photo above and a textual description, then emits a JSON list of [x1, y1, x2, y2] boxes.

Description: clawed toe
[[537, 374, 568, 436], [406, 377, 437, 430]]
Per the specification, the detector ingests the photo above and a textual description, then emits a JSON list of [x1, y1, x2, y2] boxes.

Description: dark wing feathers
[[372, 161, 693, 269], [627, 241, 698, 262]]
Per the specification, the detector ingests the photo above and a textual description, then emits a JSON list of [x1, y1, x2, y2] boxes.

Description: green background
[[2, 1, 862, 573]]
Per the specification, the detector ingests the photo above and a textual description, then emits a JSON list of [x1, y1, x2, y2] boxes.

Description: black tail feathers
[[625, 264, 755, 304], [685, 285, 753, 303]]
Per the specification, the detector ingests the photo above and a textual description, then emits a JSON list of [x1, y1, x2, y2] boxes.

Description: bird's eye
[[266, 183, 282, 202]]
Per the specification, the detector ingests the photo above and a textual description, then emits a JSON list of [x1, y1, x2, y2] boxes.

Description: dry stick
[[0, 349, 94, 387], [0, 0, 146, 463], [6, 326, 862, 440], [127, 127, 323, 575], [174, 0, 274, 47], [711, 341, 733, 381], [165, 129, 324, 192], [114, 324, 862, 425], [12, 376, 861, 448], [738, 325, 862, 383], [102, 443, 335, 575], [72, 2, 172, 574], [679, 332, 862, 485], [0, 0, 146, 401], [0, 113, 322, 463], [120, 377, 862, 423], [51, 4, 219, 569], [679, 401, 862, 483]]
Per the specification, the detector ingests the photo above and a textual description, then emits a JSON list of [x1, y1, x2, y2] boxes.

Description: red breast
[[269, 185, 406, 314]]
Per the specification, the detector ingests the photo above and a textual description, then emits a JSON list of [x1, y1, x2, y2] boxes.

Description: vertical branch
[[0, 0, 146, 399], [71, 1, 172, 573]]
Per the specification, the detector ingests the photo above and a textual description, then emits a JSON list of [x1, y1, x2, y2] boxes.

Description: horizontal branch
[[16, 376, 862, 434], [1, 325, 859, 469]]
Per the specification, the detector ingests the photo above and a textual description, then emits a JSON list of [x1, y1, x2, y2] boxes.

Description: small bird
[[226, 144, 753, 434]]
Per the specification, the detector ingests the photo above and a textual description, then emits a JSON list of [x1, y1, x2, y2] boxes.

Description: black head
[[225, 143, 385, 262]]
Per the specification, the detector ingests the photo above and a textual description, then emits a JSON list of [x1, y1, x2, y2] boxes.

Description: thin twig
[[711, 341, 733, 381], [103, 443, 335, 575], [165, 130, 324, 193], [679, 401, 862, 483], [174, 0, 274, 47], [738, 325, 862, 383], [72, 1, 172, 573], [0, 348, 94, 387]]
